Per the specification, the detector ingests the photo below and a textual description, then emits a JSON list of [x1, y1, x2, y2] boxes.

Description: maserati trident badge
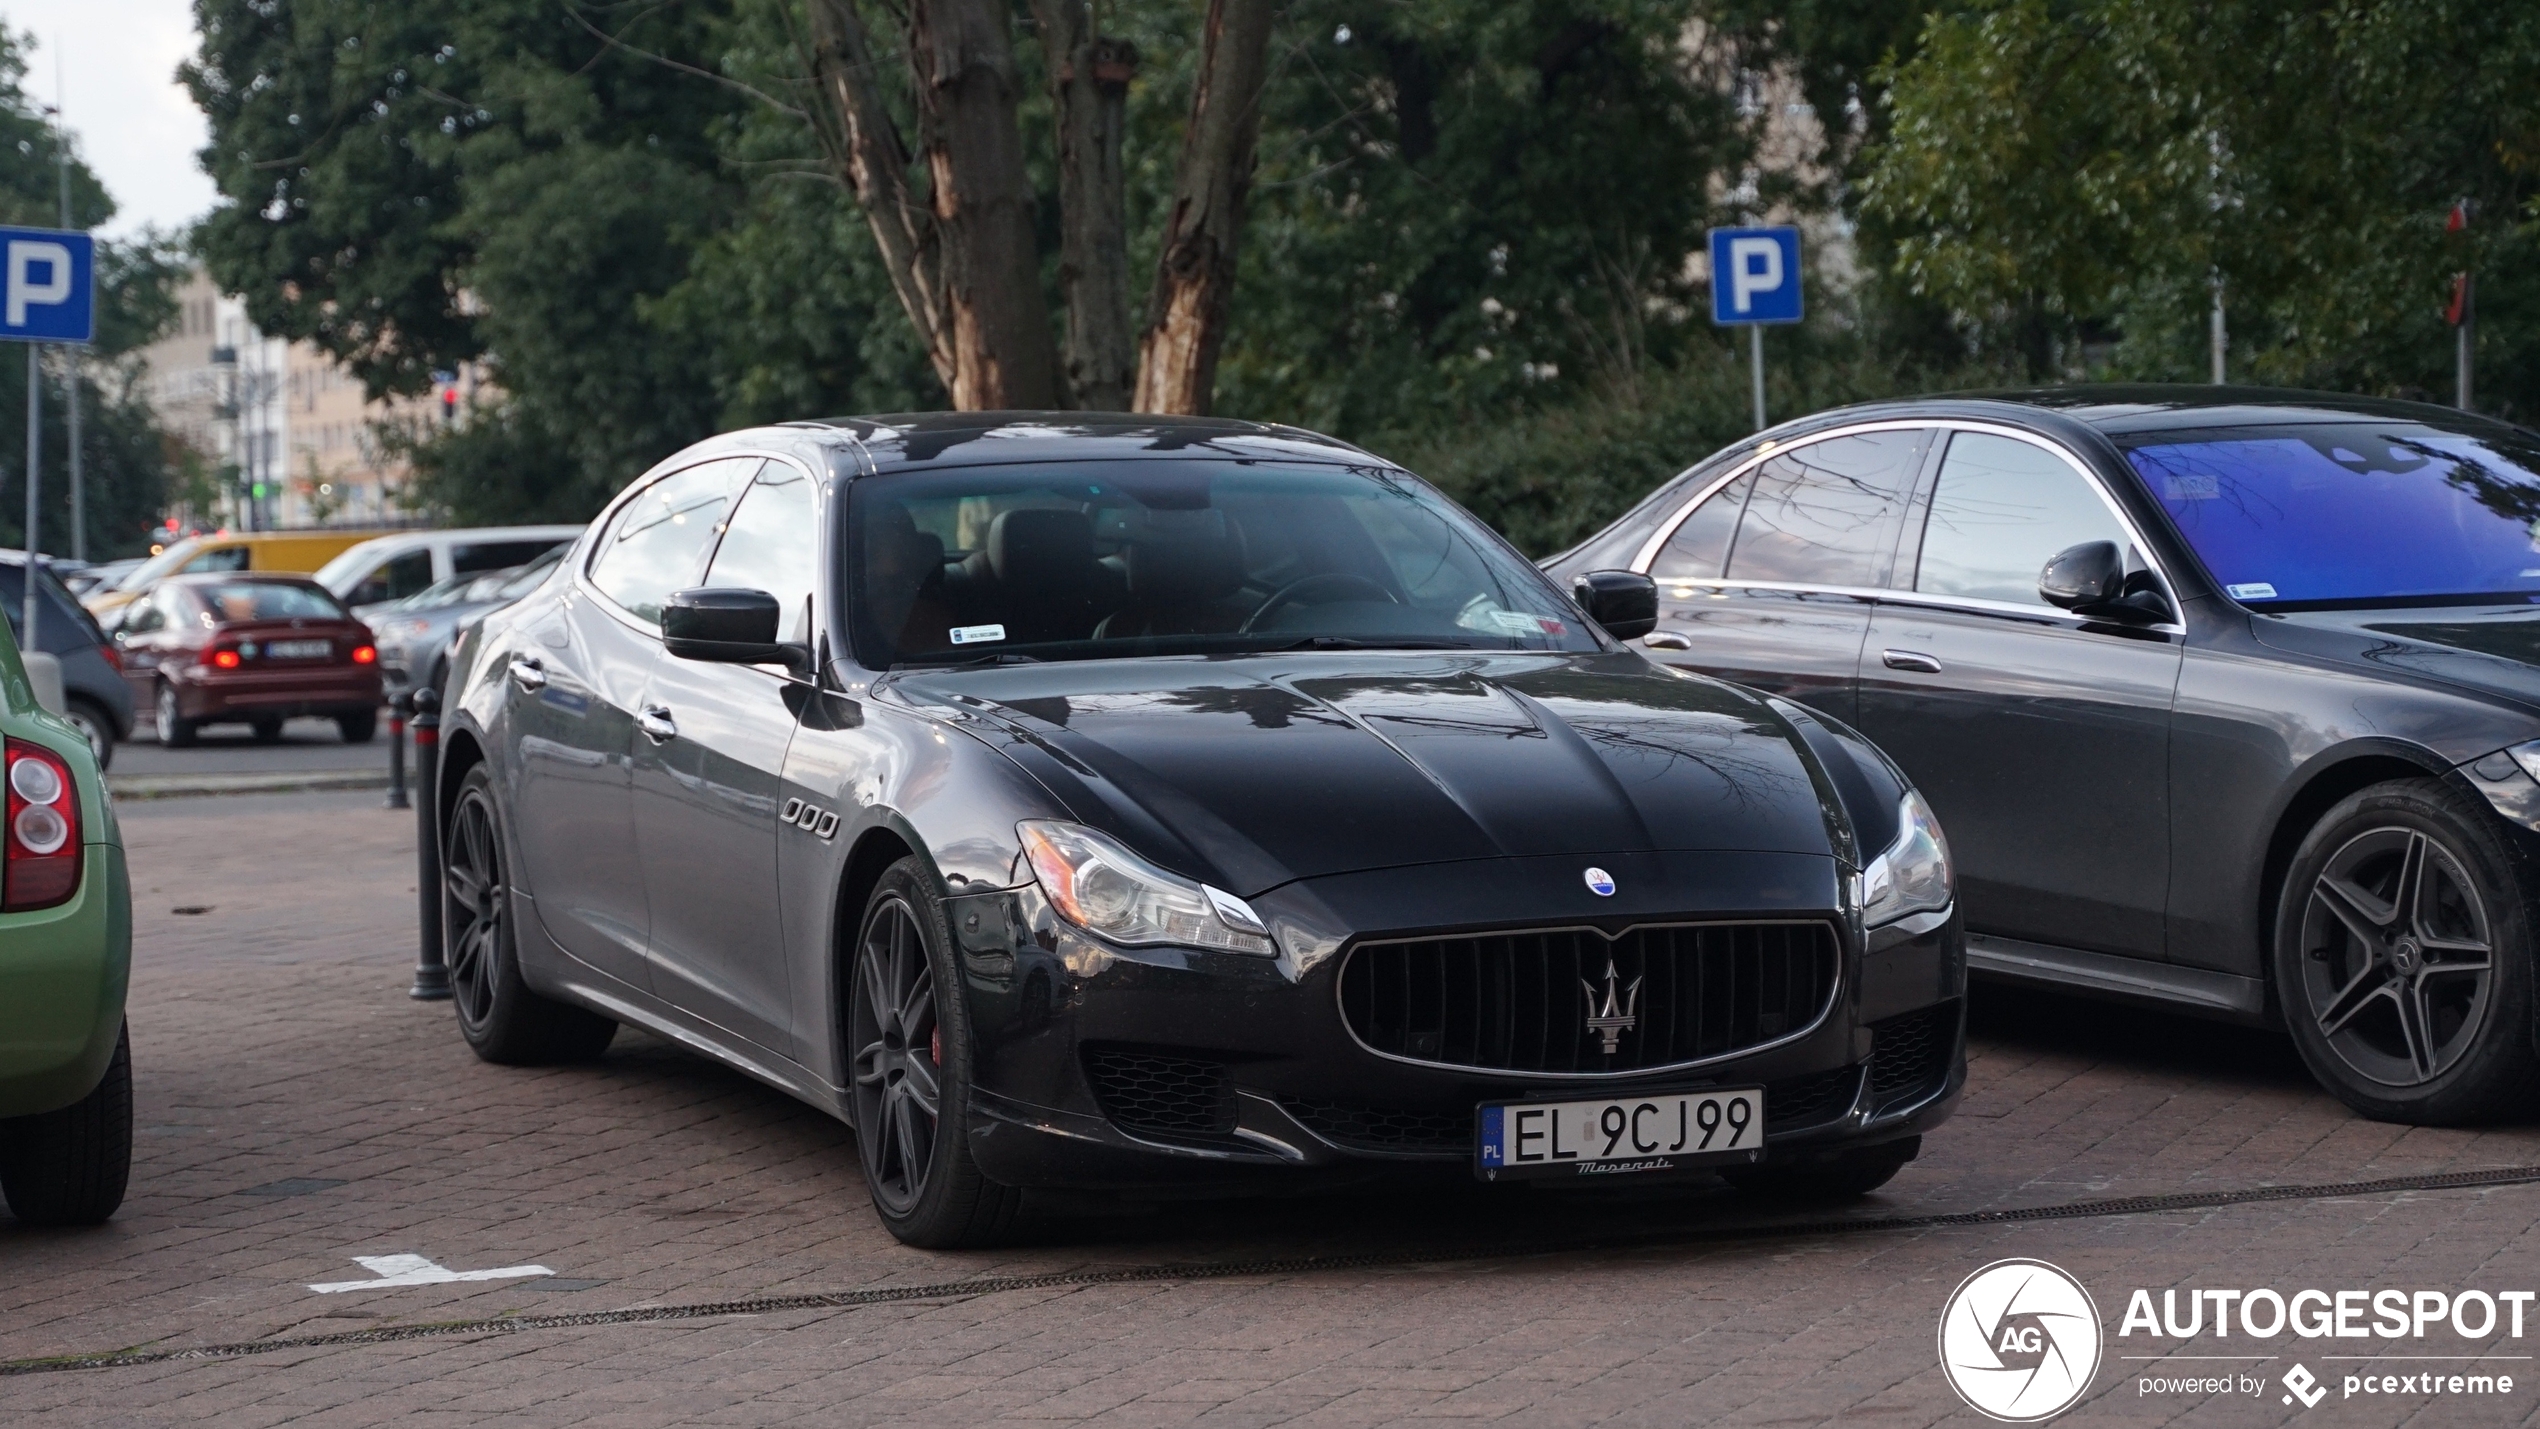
[[1581, 961, 1643, 1054], [1583, 866, 1616, 897]]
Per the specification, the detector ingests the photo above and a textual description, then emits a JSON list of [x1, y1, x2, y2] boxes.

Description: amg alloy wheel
[[848, 857, 1021, 1247], [443, 764, 616, 1065], [2275, 779, 2538, 1123]]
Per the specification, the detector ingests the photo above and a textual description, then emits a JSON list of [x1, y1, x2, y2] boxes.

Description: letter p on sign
[[1707, 226, 1802, 327], [0, 227, 94, 344]]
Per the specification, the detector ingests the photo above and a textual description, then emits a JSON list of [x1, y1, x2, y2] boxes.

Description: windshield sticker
[[2164, 474, 2220, 501], [949, 623, 1007, 646], [2226, 582, 2279, 600], [1458, 607, 1551, 637]]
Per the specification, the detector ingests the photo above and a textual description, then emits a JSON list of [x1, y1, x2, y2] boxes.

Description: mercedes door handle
[[1642, 631, 1694, 651], [636, 706, 678, 744], [507, 655, 548, 691], [1881, 649, 1944, 674]]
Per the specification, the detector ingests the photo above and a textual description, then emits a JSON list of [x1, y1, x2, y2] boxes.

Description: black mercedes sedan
[[1546, 385, 2540, 1127], [433, 413, 1965, 1245]]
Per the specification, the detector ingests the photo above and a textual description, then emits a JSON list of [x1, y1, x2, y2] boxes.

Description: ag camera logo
[[1939, 1259, 2103, 1421]]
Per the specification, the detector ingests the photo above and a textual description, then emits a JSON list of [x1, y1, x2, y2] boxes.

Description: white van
[[315, 526, 586, 609]]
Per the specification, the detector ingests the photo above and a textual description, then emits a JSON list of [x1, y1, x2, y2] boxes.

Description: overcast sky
[[4, 0, 217, 239]]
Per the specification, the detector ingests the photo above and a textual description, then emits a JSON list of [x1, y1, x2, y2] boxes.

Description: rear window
[[192, 582, 349, 622]]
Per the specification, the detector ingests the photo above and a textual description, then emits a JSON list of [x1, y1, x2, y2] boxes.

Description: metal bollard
[[383, 690, 411, 810], [409, 687, 451, 1001]]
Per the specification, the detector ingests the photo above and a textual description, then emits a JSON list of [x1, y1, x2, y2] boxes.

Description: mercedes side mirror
[[663, 588, 808, 670], [2038, 542, 2125, 610], [1573, 570, 1659, 642]]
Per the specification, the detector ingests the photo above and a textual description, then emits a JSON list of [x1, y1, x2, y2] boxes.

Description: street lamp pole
[[54, 94, 80, 561]]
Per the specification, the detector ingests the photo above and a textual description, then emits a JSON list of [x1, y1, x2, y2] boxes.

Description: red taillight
[[3, 737, 81, 911], [351, 644, 378, 665], [98, 643, 121, 673], [210, 648, 241, 670]]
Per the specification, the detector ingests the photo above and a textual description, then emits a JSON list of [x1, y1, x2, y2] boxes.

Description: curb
[[107, 770, 394, 801]]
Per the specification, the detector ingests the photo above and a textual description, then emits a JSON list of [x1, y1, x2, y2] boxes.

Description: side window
[[1650, 473, 1755, 581], [182, 546, 251, 575], [118, 599, 162, 635], [347, 549, 435, 607], [1914, 433, 2130, 608], [1723, 430, 1927, 587], [452, 539, 563, 575], [589, 458, 757, 627], [702, 461, 819, 641]]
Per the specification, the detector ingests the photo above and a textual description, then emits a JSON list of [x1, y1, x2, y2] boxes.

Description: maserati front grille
[[1337, 920, 1840, 1076]]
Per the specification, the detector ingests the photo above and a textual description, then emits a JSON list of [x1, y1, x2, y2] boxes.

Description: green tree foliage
[[0, 29, 181, 558], [1861, 0, 2540, 414]]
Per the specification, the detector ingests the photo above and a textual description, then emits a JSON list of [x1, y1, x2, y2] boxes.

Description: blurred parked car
[[56, 557, 141, 598], [115, 575, 382, 746], [0, 607, 132, 1226], [316, 526, 582, 608], [0, 555, 133, 768], [85, 529, 400, 624], [363, 549, 564, 698]]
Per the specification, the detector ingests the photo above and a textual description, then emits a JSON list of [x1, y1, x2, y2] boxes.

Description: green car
[[0, 612, 131, 1225]]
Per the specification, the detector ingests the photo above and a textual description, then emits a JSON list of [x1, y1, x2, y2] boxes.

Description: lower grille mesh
[[1868, 1002, 1958, 1110], [1083, 1048, 1236, 1137], [1284, 1099, 1469, 1154]]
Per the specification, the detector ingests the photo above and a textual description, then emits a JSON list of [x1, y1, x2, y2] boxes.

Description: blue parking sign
[[0, 226, 94, 345], [1708, 226, 1802, 326]]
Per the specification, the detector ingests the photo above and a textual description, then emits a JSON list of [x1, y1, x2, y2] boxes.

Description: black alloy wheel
[[445, 783, 507, 1031], [2275, 779, 2539, 1123], [851, 890, 939, 1217], [846, 857, 1022, 1247], [441, 764, 616, 1065]]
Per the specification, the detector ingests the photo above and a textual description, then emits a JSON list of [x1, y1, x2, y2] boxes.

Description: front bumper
[[947, 850, 1965, 1193], [0, 843, 131, 1117]]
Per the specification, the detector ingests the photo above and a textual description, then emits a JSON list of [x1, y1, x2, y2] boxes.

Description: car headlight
[[1859, 790, 1952, 928], [1018, 820, 1274, 956]]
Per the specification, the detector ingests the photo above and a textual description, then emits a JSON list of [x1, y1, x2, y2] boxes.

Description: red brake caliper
[[931, 1026, 941, 1066]]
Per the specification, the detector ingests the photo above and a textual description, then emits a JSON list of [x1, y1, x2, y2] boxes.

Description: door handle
[[1642, 631, 1693, 651], [637, 705, 678, 743], [1881, 648, 1943, 674], [507, 655, 547, 691]]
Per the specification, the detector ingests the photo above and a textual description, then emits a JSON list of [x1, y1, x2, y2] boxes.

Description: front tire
[[154, 683, 196, 748], [2273, 778, 2539, 1124], [848, 857, 1021, 1248], [0, 1024, 133, 1226], [443, 764, 616, 1065]]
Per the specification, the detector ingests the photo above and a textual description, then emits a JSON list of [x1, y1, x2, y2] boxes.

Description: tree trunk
[[1133, 0, 1279, 415], [912, 0, 1061, 409], [804, 0, 950, 384], [1033, 2, 1138, 410], [805, 0, 1059, 410]]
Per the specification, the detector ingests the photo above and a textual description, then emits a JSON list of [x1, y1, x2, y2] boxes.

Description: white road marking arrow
[[308, 1253, 555, 1294]]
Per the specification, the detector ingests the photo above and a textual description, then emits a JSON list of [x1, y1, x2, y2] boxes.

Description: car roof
[[163, 572, 329, 587], [780, 410, 1378, 472], [1814, 383, 2530, 442]]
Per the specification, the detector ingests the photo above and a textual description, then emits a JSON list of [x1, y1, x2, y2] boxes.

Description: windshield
[[2124, 422, 2540, 609], [310, 543, 384, 590], [847, 460, 1598, 667], [191, 581, 349, 622]]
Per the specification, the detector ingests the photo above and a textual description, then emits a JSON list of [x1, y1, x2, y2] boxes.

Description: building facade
[[139, 266, 468, 532]]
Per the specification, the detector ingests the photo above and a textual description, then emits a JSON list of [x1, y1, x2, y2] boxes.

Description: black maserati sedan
[[1546, 386, 2540, 1126], [433, 413, 1965, 1246]]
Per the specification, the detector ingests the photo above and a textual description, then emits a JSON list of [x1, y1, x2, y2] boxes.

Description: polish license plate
[[267, 639, 332, 659], [1476, 1087, 1764, 1181]]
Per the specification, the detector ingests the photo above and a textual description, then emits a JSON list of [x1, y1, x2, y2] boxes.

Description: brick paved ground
[[5, 791, 2540, 1426]]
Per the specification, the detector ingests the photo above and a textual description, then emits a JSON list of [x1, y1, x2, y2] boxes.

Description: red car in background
[[114, 575, 382, 746]]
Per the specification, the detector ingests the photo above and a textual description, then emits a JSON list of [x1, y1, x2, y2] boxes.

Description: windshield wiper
[[898, 650, 1045, 671]]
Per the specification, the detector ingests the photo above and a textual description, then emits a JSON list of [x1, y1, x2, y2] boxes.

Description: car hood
[[2252, 605, 2540, 710], [891, 651, 1840, 897]]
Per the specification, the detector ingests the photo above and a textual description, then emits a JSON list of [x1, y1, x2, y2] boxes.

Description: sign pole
[[1749, 326, 1766, 432], [23, 343, 38, 651]]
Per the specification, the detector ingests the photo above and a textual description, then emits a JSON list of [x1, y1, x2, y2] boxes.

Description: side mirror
[[2038, 541, 2124, 610], [662, 587, 805, 669], [1573, 570, 1659, 642]]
